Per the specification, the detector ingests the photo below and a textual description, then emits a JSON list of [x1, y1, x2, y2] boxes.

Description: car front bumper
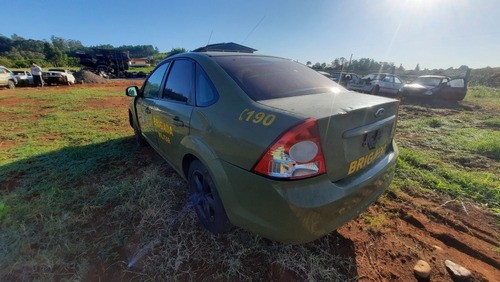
[[212, 140, 399, 244]]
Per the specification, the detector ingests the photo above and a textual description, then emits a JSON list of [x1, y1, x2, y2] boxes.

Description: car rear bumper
[[213, 140, 399, 244]]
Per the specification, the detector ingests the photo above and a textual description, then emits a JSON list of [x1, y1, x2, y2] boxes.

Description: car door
[[441, 78, 467, 101], [153, 59, 195, 168], [136, 62, 170, 147], [379, 75, 394, 95], [393, 76, 404, 95]]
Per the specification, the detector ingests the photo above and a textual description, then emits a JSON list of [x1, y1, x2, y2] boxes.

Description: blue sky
[[2, 0, 499, 69]]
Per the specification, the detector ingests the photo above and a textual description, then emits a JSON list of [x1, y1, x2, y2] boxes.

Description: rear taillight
[[252, 119, 326, 179]]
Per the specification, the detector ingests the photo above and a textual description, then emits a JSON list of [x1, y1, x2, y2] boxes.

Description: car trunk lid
[[258, 91, 399, 182]]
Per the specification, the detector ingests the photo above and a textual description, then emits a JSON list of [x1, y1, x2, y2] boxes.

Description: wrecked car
[[42, 69, 76, 85], [400, 75, 468, 101], [347, 73, 403, 96]]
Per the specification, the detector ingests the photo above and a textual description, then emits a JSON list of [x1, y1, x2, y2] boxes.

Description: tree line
[[0, 34, 177, 68], [1, 34, 498, 87]]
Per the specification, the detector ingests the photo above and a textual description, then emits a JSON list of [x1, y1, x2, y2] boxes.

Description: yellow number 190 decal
[[239, 108, 276, 126]]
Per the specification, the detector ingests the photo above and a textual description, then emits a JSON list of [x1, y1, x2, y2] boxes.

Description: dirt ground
[[1, 82, 498, 281]]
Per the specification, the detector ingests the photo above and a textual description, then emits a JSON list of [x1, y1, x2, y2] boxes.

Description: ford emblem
[[374, 108, 385, 118]]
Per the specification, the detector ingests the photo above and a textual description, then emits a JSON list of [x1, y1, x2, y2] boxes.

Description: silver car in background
[[347, 73, 403, 96]]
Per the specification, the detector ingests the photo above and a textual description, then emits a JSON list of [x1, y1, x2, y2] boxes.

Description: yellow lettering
[[356, 156, 366, 171], [158, 132, 171, 144], [348, 160, 358, 175], [153, 117, 174, 136], [347, 144, 389, 175]]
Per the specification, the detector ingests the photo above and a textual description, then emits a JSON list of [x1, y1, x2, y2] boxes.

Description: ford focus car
[[126, 52, 399, 244]]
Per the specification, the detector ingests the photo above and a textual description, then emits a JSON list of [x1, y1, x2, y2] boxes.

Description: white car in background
[[42, 69, 76, 85], [0, 66, 18, 89], [347, 73, 404, 96], [12, 70, 34, 86]]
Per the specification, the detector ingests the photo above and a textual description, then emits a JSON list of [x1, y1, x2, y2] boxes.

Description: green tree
[[166, 47, 187, 57]]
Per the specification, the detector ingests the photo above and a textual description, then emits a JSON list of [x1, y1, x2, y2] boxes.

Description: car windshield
[[213, 56, 340, 101], [412, 77, 443, 87]]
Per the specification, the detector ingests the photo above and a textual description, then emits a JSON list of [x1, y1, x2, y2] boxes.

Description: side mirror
[[126, 86, 139, 97]]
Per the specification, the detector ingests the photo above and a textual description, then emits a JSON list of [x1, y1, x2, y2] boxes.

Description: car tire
[[188, 160, 231, 234], [371, 85, 380, 95], [133, 122, 148, 147], [8, 80, 15, 89]]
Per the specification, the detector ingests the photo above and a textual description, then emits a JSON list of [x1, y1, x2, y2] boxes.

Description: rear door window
[[195, 65, 218, 106]]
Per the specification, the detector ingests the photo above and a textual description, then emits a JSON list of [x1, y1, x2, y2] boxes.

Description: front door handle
[[173, 116, 184, 127]]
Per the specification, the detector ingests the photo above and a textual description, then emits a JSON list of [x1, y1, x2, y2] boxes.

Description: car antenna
[[206, 30, 213, 47], [242, 15, 265, 44]]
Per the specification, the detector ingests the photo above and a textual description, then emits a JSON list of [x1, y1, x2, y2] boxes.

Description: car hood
[[403, 83, 435, 91]]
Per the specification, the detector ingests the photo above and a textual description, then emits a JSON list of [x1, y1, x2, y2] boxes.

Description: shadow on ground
[[1, 137, 359, 281]]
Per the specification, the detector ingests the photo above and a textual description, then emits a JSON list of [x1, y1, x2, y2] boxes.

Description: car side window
[[383, 76, 393, 82], [143, 62, 169, 98], [394, 77, 402, 84], [163, 60, 194, 103], [196, 65, 218, 106], [449, 79, 464, 88]]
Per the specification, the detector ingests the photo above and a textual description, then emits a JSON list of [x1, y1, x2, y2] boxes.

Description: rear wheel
[[188, 160, 231, 234], [8, 80, 15, 89]]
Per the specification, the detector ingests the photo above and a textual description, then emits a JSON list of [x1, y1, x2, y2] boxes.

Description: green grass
[[0, 86, 359, 281], [395, 86, 500, 209]]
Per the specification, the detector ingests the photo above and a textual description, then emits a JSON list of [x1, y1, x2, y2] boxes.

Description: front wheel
[[188, 160, 231, 234], [133, 123, 148, 147], [8, 80, 15, 89]]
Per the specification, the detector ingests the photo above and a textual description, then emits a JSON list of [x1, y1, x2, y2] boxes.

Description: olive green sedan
[[126, 52, 399, 244]]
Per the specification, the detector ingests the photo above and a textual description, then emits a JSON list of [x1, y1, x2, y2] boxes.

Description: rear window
[[213, 56, 339, 101]]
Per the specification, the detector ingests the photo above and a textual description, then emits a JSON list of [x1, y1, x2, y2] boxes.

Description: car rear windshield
[[213, 56, 338, 101]]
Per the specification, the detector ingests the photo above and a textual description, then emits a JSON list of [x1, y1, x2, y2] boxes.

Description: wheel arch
[[180, 136, 233, 211]]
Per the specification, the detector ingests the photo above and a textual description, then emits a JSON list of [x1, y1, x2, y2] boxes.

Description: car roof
[[418, 75, 448, 79], [168, 51, 283, 61]]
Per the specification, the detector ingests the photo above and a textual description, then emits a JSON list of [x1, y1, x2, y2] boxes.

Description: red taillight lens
[[252, 119, 326, 179]]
